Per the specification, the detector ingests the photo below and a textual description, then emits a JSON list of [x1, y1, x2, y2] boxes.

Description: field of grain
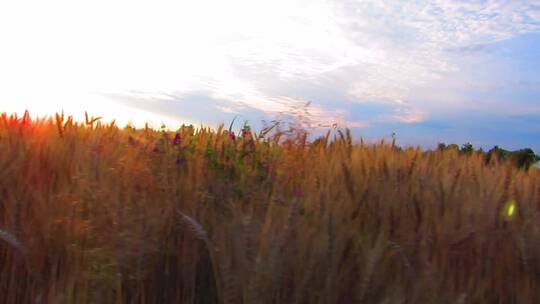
[[1, 111, 540, 303]]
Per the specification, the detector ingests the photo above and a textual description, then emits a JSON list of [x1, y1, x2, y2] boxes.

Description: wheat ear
[[0, 229, 24, 254]]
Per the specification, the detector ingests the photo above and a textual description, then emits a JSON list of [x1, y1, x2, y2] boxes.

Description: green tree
[[460, 142, 474, 155], [511, 148, 539, 170]]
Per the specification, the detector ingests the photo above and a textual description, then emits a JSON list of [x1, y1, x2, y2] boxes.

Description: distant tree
[[435, 143, 539, 170], [485, 146, 504, 164], [460, 142, 474, 155], [511, 148, 539, 170], [485, 145, 540, 170]]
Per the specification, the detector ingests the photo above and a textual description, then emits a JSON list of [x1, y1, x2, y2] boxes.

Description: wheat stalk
[[177, 212, 210, 245], [0, 228, 24, 254], [177, 211, 226, 303]]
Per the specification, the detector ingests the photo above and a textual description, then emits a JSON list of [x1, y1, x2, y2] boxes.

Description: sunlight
[[3, 92, 195, 129], [0, 0, 349, 124]]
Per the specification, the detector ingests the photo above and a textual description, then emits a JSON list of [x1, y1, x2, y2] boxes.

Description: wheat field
[[1, 111, 540, 303]]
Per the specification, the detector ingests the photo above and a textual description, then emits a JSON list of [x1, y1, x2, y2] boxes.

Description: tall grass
[[1, 111, 540, 303]]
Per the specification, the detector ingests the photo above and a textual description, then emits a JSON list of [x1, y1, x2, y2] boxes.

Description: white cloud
[[0, 0, 538, 127], [391, 108, 427, 124], [328, 0, 540, 101]]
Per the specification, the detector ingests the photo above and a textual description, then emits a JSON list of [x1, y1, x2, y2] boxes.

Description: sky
[[1, 0, 539, 151]]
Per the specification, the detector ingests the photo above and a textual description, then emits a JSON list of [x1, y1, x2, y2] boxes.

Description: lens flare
[[504, 200, 517, 219], [507, 204, 515, 217]]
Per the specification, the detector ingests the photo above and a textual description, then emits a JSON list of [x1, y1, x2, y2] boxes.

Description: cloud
[[326, 1, 540, 94], [107, 90, 369, 131], [195, 0, 540, 127], [1, 0, 539, 130], [99, 0, 540, 148], [390, 108, 427, 124]]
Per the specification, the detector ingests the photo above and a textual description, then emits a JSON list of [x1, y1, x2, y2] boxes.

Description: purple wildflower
[[229, 131, 236, 141], [172, 133, 181, 145], [241, 127, 252, 138]]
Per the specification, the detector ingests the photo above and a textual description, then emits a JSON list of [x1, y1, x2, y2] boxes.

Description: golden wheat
[[0, 111, 539, 303]]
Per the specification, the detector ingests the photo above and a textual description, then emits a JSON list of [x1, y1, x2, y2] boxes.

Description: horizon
[[1, 0, 539, 152], [4, 110, 539, 159]]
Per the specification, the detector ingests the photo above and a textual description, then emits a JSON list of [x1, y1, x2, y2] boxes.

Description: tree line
[[436, 142, 540, 170]]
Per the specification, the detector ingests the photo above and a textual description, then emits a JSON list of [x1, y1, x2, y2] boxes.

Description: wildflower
[[242, 126, 252, 139], [229, 131, 236, 141], [172, 133, 181, 146]]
